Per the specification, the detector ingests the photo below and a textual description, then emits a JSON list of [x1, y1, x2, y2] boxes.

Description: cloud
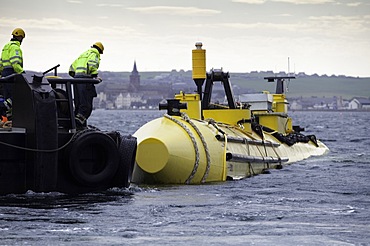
[[66, 0, 82, 3], [308, 15, 370, 34], [346, 2, 362, 7], [96, 3, 124, 7], [272, 0, 334, 4], [0, 17, 79, 31], [217, 22, 299, 32], [232, 0, 334, 4], [126, 6, 220, 16], [0, 16, 141, 45], [277, 13, 293, 17], [194, 13, 370, 41], [231, 0, 266, 3]]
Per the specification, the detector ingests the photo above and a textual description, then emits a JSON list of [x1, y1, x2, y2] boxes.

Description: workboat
[[0, 66, 136, 195], [132, 43, 329, 185]]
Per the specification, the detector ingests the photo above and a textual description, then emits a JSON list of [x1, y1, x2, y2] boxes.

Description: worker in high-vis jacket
[[69, 42, 104, 129], [0, 28, 25, 99]]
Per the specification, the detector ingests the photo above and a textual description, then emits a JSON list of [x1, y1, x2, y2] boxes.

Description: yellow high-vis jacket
[[0, 41, 24, 74], [69, 48, 100, 77]]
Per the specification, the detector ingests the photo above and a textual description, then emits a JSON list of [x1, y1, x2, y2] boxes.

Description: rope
[[243, 132, 256, 176], [164, 114, 200, 184], [262, 141, 270, 169], [253, 137, 268, 169], [1, 121, 12, 128], [269, 140, 282, 165], [182, 113, 211, 183], [257, 125, 270, 169], [0, 131, 78, 153], [222, 133, 228, 180], [263, 131, 282, 165], [206, 118, 228, 180]]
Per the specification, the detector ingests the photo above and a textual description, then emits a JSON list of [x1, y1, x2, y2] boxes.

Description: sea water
[[0, 110, 369, 245]]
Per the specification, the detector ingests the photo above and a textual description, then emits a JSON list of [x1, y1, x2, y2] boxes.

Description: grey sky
[[1, 0, 369, 77]]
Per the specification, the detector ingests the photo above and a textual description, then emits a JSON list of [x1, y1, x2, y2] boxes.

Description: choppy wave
[[1, 111, 369, 245]]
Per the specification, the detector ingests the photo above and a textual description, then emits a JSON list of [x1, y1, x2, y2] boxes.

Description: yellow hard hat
[[93, 42, 104, 54], [12, 28, 25, 38]]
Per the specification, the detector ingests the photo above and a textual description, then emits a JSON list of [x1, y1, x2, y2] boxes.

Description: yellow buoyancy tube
[[133, 114, 227, 184]]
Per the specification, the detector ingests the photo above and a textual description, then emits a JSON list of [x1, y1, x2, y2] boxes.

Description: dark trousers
[[73, 82, 97, 121], [1, 68, 15, 99]]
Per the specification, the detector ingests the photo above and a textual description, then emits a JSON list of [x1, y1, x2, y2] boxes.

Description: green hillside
[[136, 71, 370, 99], [56, 70, 370, 99], [229, 74, 370, 99]]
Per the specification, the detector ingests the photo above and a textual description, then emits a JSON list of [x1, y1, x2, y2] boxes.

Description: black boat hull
[[0, 73, 136, 195]]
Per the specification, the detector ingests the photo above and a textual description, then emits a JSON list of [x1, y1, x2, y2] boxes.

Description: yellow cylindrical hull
[[133, 116, 226, 184], [132, 115, 329, 185]]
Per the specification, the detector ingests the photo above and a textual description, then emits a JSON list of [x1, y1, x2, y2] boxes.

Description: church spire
[[132, 60, 138, 74], [130, 60, 140, 92]]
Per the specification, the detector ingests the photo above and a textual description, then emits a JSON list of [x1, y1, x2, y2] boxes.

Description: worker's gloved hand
[[97, 77, 102, 82]]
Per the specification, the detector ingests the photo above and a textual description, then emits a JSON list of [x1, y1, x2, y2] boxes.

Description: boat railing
[[0, 67, 101, 132]]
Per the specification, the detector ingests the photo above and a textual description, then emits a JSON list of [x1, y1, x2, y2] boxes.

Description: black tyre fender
[[68, 131, 119, 186], [117, 135, 137, 188]]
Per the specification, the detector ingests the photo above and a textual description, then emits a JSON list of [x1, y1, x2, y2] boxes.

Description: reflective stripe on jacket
[[0, 41, 24, 74], [69, 48, 100, 77]]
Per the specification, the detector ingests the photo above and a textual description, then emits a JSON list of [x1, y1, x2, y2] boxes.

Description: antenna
[[287, 57, 290, 93]]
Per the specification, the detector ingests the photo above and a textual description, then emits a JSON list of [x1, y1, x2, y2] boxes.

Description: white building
[[349, 97, 370, 110], [115, 92, 144, 109]]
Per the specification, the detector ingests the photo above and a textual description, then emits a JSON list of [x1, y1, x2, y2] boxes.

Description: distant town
[[55, 61, 370, 111]]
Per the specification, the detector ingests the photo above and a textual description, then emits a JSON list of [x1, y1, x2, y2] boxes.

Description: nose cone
[[136, 137, 169, 173]]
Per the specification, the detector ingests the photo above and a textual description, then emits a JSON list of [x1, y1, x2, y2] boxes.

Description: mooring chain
[[164, 114, 200, 184], [182, 113, 211, 183]]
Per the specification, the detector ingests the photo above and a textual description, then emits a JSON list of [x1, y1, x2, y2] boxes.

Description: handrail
[[0, 64, 61, 83], [0, 73, 19, 83], [47, 77, 101, 85], [43, 64, 60, 76]]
